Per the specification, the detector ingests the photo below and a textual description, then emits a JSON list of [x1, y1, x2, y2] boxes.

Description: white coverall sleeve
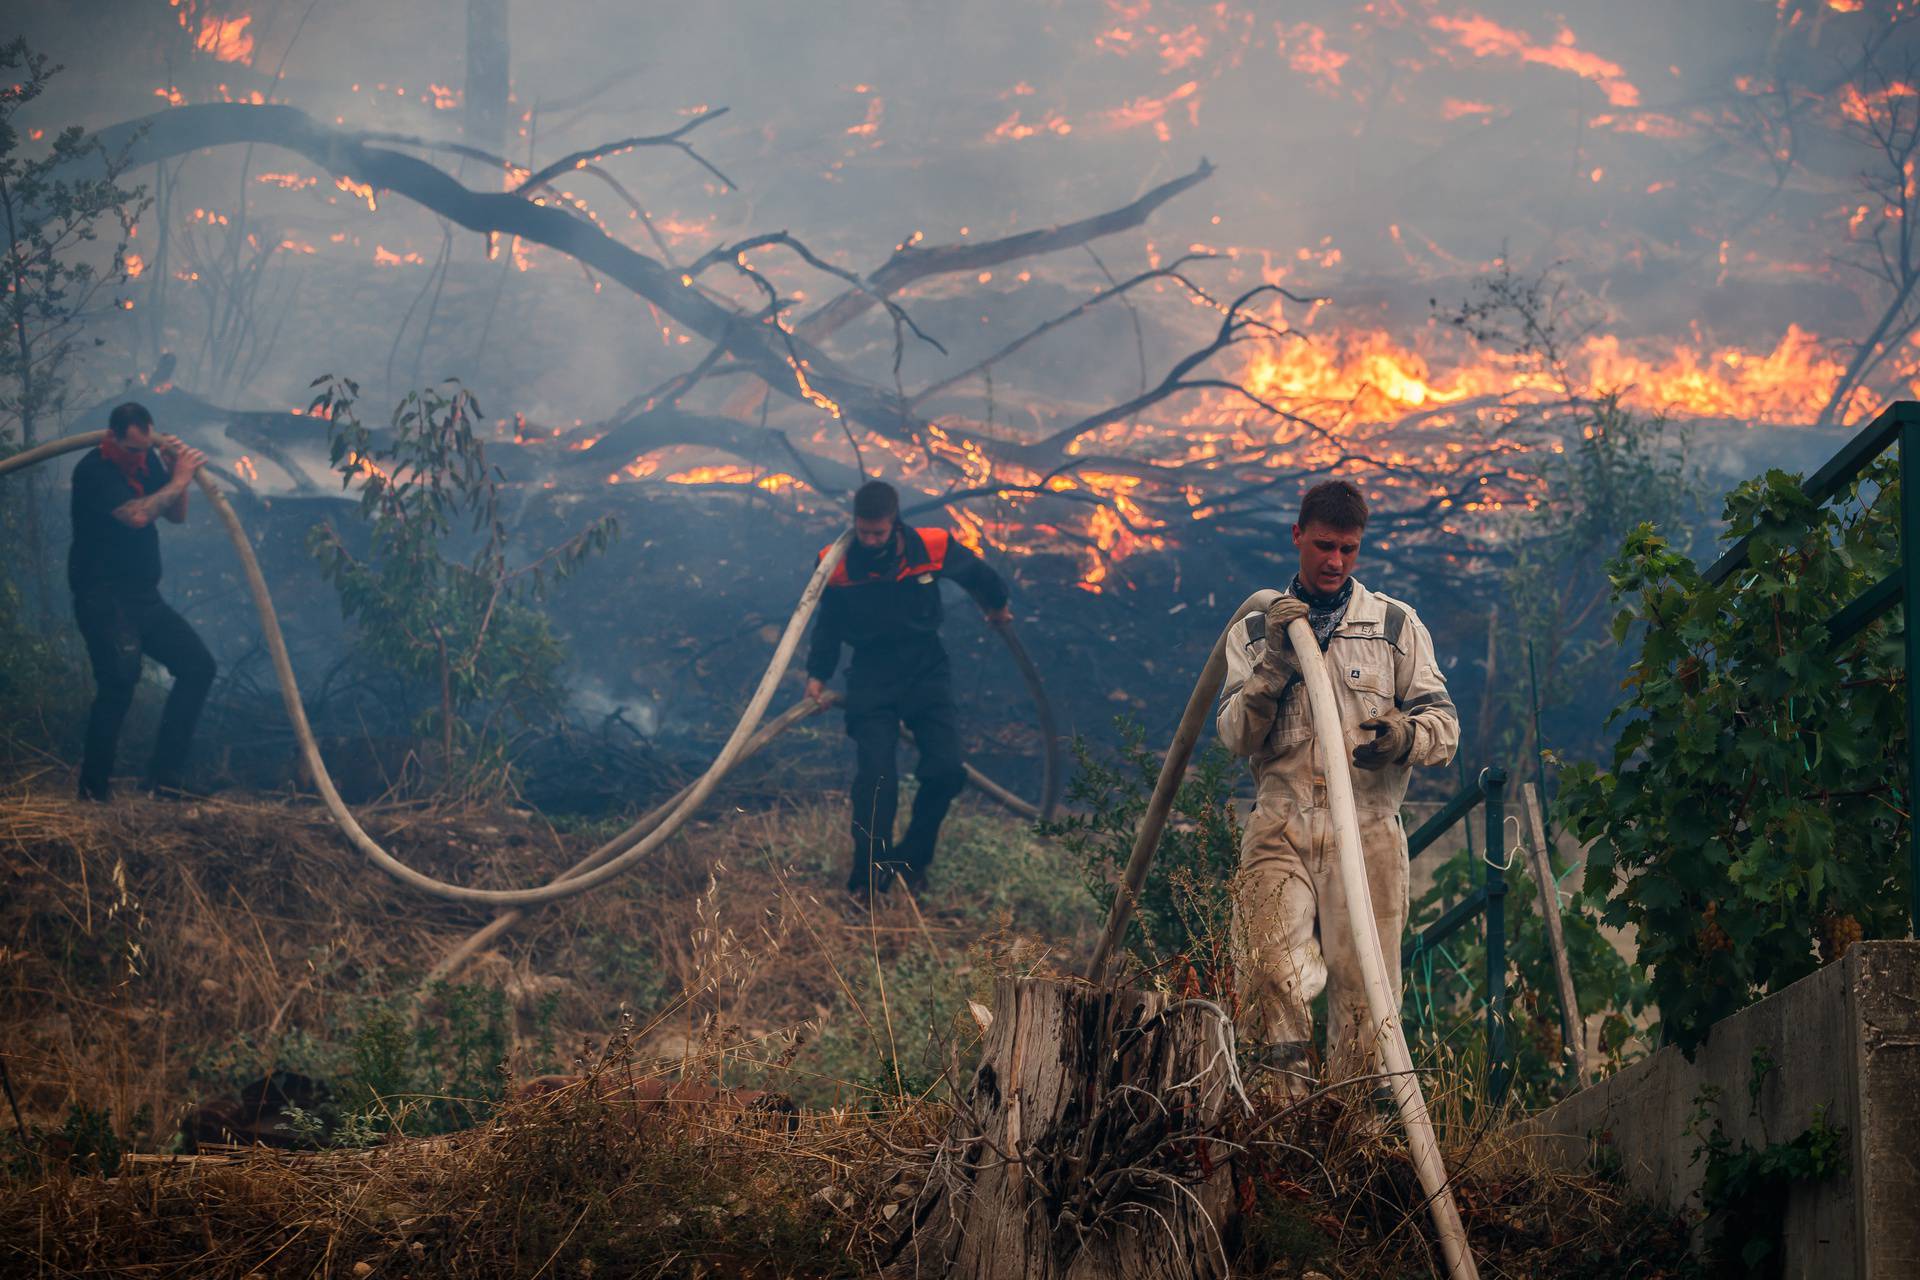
[[1394, 607, 1459, 767], [1217, 611, 1289, 757]]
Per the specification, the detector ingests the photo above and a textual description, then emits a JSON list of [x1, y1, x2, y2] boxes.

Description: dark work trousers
[[74, 590, 216, 798], [843, 642, 967, 893]]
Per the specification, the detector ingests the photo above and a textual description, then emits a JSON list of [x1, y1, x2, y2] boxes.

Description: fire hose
[[1085, 591, 1478, 1280], [0, 431, 1062, 908]]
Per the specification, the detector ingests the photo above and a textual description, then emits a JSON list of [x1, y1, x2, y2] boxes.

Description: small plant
[[1404, 841, 1647, 1101], [1687, 1049, 1849, 1277], [307, 376, 617, 792], [11, 1101, 155, 1177], [1040, 717, 1240, 996], [0, 41, 147, 728], [327, 981, 523, 1143]]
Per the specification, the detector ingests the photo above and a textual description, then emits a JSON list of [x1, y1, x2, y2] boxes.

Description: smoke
[[14, 2, 1910, 423], [565, 674, 659, 739]]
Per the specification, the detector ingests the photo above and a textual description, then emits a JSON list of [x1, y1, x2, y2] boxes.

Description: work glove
[[1352, 708, 1415, 771], [1258, 595, 1311, 675]]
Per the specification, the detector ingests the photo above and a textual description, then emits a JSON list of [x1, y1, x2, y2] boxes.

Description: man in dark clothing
[[805, 480, 1011, 904], [68, 402, 217, 801]]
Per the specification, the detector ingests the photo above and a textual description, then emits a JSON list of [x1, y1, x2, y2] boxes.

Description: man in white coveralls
[[1216, 478, 1460, 1095]]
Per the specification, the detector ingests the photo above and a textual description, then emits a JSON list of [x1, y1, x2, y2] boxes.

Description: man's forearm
[[162, 484, 190, 523], [112, 482, 189, 529]]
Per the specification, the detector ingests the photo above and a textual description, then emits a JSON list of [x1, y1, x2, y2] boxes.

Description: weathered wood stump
[[906, 977, 1245, 1279]]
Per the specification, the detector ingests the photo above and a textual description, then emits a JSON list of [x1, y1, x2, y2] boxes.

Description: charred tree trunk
[[464, 0, 510, 164], [906, 977, 1244, 1280]]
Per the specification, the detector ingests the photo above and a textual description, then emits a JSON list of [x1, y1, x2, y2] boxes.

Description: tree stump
[[905, 977, 1246, 1279]]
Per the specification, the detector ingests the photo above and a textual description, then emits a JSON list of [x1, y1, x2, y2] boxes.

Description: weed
[[1686, 1049, 1849, 1278], [1040, 716, 1240, 994]]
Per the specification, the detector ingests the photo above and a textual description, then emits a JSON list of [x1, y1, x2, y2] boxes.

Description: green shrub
[[1561, 459, 1908, 1052], [1039, 717, 1240, 994], [1403, 843, 1647, 1101]]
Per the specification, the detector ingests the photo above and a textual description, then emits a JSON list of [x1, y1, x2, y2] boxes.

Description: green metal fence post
[[1481, 766, 1510, 1102], [1903, 411, 1920, 937]]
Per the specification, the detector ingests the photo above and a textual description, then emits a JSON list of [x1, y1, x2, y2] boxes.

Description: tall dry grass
[[1, 777, 1689, 1276]]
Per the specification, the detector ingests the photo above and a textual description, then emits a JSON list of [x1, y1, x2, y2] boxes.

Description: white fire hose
[[1087, 591, 1478, 1280], [0, 431, 1060, 909]]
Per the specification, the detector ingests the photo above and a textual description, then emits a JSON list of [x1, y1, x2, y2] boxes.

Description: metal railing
[[1400, 765, 1510, 1100], [1701, 399, 1920, 936]]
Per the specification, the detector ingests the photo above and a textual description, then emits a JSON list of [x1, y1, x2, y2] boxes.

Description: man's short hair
[[853, 479, 900, 522], [1297, 479, 1368, 532], [107, 402, 154, 439]]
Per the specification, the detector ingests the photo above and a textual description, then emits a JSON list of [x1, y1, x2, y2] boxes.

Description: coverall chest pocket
[[1335, 647, 1396, 744]]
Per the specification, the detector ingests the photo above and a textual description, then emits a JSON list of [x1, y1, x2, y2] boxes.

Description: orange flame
[[1224, 324, 1862, 427], [663, 465, 801, 492], [846, 95, 883, 138], [989, 110, 1074, 142], [195, 13, 254, 65], [334, 176, 377, 211], [1102, 79, 1200, 141], [373, 245, 425, 267], [1429, 12, 1639, 108], [1275, 22, 1347, 90]]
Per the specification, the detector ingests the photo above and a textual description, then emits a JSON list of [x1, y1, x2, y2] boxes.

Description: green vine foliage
[[1687, 1049, 1849, 1278], [1039, 718, 1241, 995], [306, 376, 617, 789], [1561, 457, 1908, 1053], [1404, 843, 1647, 1101]]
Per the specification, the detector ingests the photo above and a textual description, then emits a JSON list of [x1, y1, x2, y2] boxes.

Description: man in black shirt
[[804, 481, 1011, 905], [68, 402, 216, 801]]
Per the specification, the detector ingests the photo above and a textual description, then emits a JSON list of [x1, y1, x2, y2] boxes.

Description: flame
[[257, 171, 319, 191], [1443, 99, 1505, 121], [1429, 12, 1640, 108], [1158, 24, 1209, 71], [334, 176, 377, 211], [653, 214, 716, 241], [989, 110, 1074, 142], [1275, 22, 1347, 90], [154, 86, 187, 106], [428, 83, 460, 110], [195, 13, 254, 65], [234, 455, 259, 483], [124, 253, 145, 279], [373, 245, 426, 267], [1839, 79, 1918, 126], [846, 95, 883, 137], [1224, 322, 1865, 427], [1102, 79, 1200, 141], [663, 465, 801, 492]]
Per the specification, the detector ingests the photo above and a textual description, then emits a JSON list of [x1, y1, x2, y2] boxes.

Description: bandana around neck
[[1288, 574, 1353, 648], [100, 437, 155, 496]]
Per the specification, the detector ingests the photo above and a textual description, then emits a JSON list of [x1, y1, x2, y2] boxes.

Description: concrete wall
[[1518, 941, 1920, 1279]]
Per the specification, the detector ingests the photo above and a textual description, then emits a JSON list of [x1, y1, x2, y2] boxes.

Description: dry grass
[[0, 777, 1689, 1277], [1228, 1052, 1690, 1278], [5, 1034, 941, 1278], [1, 772, 1087, 1121]]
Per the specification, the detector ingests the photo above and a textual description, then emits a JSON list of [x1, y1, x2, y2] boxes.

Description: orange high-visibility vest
[[821, 526, 950, 587]]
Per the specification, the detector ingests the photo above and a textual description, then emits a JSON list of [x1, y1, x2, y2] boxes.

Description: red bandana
[[100, 437, 154, 496]]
